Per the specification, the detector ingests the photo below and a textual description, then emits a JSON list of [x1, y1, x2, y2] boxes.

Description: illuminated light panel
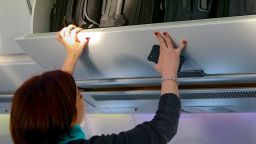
[[0, 114, 10, 135]]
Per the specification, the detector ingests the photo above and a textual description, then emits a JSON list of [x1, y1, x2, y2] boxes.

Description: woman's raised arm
[[57, 25, 89, 74]]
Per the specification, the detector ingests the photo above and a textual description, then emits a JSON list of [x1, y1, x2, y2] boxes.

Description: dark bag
[[164, 0, 214, 22], [246, 0, 256, 15], [99, 0, 126, 27], [65, 0, 77, 25], [50, 0, 69, 32], [215, 0, 256, 17], [122, 0, 165, 25], [74, 0, 103, 29]]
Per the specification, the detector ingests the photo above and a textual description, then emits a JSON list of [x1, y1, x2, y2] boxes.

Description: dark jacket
[[68, 93, 181, 144]]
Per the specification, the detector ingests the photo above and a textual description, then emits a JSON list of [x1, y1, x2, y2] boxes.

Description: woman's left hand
[[57, 24, 89, 58]]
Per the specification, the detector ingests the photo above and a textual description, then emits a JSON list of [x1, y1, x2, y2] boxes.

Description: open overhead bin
[[13, 0, 256, 113], [17, 14, 256, 88]]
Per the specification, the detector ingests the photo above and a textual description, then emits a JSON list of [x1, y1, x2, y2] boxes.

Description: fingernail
[[154, 32, 159, 35], [86, 37, 90, 40], [183, 40, 187, 44], [163, 32, 167, 36]]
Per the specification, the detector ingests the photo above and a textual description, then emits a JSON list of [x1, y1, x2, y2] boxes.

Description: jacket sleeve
[[86, 93, 181, 144]]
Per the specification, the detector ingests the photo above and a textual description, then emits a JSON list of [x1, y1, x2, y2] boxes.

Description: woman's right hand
[[154, 32, 186, 96], [58, 25, 89, 73], [57, 24, 89, 58], [154, 32, 186, 78]]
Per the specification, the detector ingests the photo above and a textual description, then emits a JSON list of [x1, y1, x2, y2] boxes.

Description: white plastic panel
[[31, 0, 54, 33], [17, 16, 256, 81], [0, 62, 43, 93], [0, 0, 31, 54]]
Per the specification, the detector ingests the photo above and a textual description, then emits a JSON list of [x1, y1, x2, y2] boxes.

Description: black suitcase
[[246, 0, 256, 15], [99, 0, 126, 27], [51, 0, 165, 30], [215, 0, 256, 17], [74, 0, 103, 29], [122, 0, 165, 25], [164, 0, 214, 22], [50, 0, 69, 32], [65, 0, 77, 25]]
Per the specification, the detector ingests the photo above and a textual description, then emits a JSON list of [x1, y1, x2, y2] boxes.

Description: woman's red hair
[[10, 70, 77, 144]]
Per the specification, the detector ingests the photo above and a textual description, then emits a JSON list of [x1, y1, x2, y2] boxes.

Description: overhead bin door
[[16, 16, 256, 81]]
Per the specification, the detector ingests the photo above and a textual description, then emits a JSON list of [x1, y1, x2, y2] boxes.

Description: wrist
[[161, 77, 178, 85], [162, 71, 177, 78], [161, 66, 178, 77]]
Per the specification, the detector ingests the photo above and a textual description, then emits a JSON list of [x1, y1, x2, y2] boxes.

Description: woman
[[10, 25, 186, 144]]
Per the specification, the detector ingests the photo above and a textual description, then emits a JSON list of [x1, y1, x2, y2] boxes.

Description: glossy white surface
[[31, 0, 53, 33], [0, 62, 43, 93], [0, 1, 44, 93], [0, 0, 31, 54], [17, 16, 256, 81]]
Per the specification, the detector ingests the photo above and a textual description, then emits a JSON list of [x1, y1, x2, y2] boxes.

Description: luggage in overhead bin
[[74, 0, 103, 29], [50, 0, 78, 32], [99, 0, 126, 27], [215, 0, 256, 17], [122, 0, 165, 25], [50, 0, 165, 30], [50, 0, 69, 32], [65, 0, 77, 25], [50, 0, 103, 31], [164, 0, 214, 22], [246, 0, 256, 15]]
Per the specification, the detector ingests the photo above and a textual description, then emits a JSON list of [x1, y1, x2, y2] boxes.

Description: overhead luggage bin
[[16, 15, 256, 87], [16, 0, 256, 88], [10, 0, 256, 114]]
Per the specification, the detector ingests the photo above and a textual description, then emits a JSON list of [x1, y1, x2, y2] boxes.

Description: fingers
[[79, 37, 90, 49], [71, 27, 83, 42], [64, 24, 76, 37], [58, 25, 81, 43], [59, 24, 76, 38], [154, 32, 168, 50], [154, 31, 187, 53], [163, 32, 175, 49], [176, 40, 187, 53], [59, 27, 67, 38], [56, 32, 62, 42]]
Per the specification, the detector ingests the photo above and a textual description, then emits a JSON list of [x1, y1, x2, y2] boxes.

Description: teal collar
[[58, 124, 86, 144]]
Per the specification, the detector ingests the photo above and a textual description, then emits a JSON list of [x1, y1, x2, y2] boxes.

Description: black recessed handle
[[178, 70, 206, 78]]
